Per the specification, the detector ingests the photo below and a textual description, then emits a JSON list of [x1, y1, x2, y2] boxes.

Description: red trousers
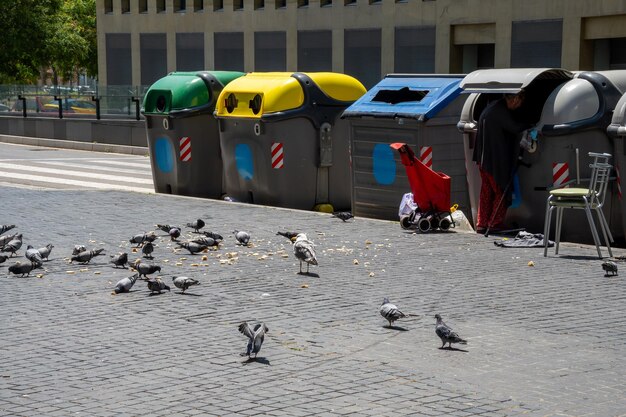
[[477, 168, 508, 229]]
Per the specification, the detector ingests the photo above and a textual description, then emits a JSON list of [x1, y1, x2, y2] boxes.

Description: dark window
[[139, 0, 148, 13], [254, 0, 264, 9], [394, 26, 435, 73], [121, 0, 130, 13], [255, 32, 286, 71], [511, 19, 562, 68], [320, 0, 332, 6], [214, 32, 244, 71], [369, 0, 382, 4], [234, 0, 243, 10], [193, 0, 203, 11], [275, 0, 286, 8], [140, 33, 167, 86], [298, 0, 309, 7], [174, 0, 186, 12], [176, 33, 204, 71], [106, 34, 132, 85], [104, 0, 113, 13], [213, 0, 223, 11], [345, 29, 381, 89], [345, 0, 357, 5], [298, 30, 332, 71], [157, 0, 166, 13]]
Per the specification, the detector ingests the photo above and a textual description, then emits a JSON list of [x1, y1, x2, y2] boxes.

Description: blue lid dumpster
[[214, 72, 366, 211], [341, 74, 468, 220], [143, 71, 244, 198]]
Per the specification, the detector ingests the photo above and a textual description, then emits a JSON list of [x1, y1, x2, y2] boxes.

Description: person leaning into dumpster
[[473, 90, 532, 233]]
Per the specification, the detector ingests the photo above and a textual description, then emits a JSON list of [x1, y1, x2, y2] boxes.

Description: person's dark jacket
[[473, 98, 530, 200]]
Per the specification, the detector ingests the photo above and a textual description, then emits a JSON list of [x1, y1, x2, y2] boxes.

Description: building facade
[[97, 0, 626, 88]]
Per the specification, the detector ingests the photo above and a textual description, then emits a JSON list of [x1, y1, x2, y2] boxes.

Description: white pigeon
[[293, 233, 318, 274]]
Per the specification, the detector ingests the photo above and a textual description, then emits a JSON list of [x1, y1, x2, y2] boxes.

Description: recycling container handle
[[456, 121, 476, 133], [319, 122, 332, 167], [132, 96, 141, 120], [17, 95, 26, 118], [53, 95, 63, 119], [92, 96, 101, 120]]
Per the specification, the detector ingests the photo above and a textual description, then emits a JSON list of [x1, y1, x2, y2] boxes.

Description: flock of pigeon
[[1, 212, 469, 358]]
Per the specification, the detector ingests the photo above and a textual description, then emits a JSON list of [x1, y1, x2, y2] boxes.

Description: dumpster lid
[[342, 74, 464, 121], [460, 68, 573, 94]]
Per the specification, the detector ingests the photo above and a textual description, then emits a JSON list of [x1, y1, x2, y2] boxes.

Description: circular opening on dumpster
[[225, 93, 238, 113], [249, 94, 262, 115], [156, 95, 166, 113]]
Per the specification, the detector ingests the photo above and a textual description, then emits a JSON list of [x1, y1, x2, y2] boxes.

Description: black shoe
[[476, 227, 486, 234]]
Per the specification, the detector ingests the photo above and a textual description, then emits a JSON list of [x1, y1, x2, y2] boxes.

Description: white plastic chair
[[543, 152, 614, 259]]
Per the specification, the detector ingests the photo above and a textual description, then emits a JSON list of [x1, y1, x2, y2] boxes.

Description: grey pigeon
[[8, 261, 42, 277], [132, 259, 161, 277], [202, 231, 223, 241], [72, 245, 87, 256], [36, 244, 54, 261], [186, 219, 205, 233], [71, 248, 105, 264], [176, 241, 208, 255], [293, 233, 318, 274], [114, 273, 139, 294], [157, 224, 181, 241], [25, 245, 44, 264], [142, 241, 155, 259], [332, 211, 354, 222], [602, 260, 618, 277], [434, 314, 467, 349], [380, 298, 407, 328], [172, 276, 200, 293], [110, 252, 129, 268], [191, 236, 219, 247], [129, 232, 157, 247], [238, 322, 269, 359], [276, 231, 299, 242], [0, 233, 18, 249], [0, 254, 8, 264], [156, 224, 174, 233], [147, 278, 170, 294], [0, 225, 15, 235], [234, 230, 250, 246], [1, 234, 23, 257]]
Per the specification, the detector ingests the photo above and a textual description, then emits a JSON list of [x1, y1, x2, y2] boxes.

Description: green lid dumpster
[[143, 71, 244, 198], [214, 72, 366, 211], [341, 74, 468, 221], [458, 68, 626, 242]]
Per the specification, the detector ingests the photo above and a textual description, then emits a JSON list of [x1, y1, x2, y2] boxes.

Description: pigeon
[[147, 278, 170, 294], [110, 252, 129, 268], [132, 259, 161, 278], [186, 219, 205, 233], [176, 241, 208, 255], [172, 276, 200, 293], [72, 245, 87, 256], [129, 232, 157, 247], [71, 248, 105, 264], [202, 231, 223, 241], [142, 241, 155, 259], [293, 233, 318, 274], [0, 233, 18, 249], [602, 260, 618, 277], [36, 244, 54, 261], [276, 231, 299, 242], [157, 224, 181, 241], [238, 322, 269, 359], [379, 298, 407, 328], [434, 314, 467, 349], [332, 211, 354, 222], [0, 225, 15, 235], [191, 236, 219, 247], [25, 245, 44, 264], [0, 254, 7, 264], [114, 273, 139, 294], [8, 261, 42, 277], [1, 234, 23, 257], [234, 230, 250, 246]]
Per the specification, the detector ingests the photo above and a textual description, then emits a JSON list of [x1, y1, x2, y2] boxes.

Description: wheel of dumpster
[[417, 216, 432, 233], [400, 215, 413, 230], [439, 216, 452, 231]]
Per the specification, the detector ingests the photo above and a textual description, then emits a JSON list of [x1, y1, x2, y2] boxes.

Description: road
[[0, 142, 153, 193]]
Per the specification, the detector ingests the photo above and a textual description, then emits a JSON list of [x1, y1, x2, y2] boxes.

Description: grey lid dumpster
[[142, 71, 244, 198], [341, 74, 467, 220], [214, 72, 366, 211], [458, 68, 626, 243], [607, 91, 626, 242]]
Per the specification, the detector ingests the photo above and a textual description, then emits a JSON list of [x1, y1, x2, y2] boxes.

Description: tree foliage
[[0, 0, 96, 84]]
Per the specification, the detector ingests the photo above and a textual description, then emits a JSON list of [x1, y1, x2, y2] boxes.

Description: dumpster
[[143, 71, 244, 198], [342, 74, 468, 220], [458, 68, 626, 242], [214, 72, 366, 211], [607, 91, 626, 241]]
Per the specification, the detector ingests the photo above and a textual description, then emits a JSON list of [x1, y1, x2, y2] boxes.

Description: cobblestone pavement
[[1, 186, 625, 416]]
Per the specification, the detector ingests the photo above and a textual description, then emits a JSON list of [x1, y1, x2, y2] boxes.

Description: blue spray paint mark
[[510, 174, 521, 208], [235, 143, 254, 180], [154, 137, 174, 173], [372, 143, 396, 185]]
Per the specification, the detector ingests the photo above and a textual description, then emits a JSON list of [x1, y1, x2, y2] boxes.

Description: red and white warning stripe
[[552, 162, 570, 188], [271, 142, 284, 169], [420, 146, 432, 169], [179, 137, 191, 162], [616, 165, 622, 200]]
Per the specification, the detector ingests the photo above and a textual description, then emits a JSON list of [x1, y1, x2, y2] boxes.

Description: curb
[[0, 134, 149, 156]]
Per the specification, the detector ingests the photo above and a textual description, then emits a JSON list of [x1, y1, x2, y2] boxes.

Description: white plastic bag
[[398, 192, 418, 218]]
